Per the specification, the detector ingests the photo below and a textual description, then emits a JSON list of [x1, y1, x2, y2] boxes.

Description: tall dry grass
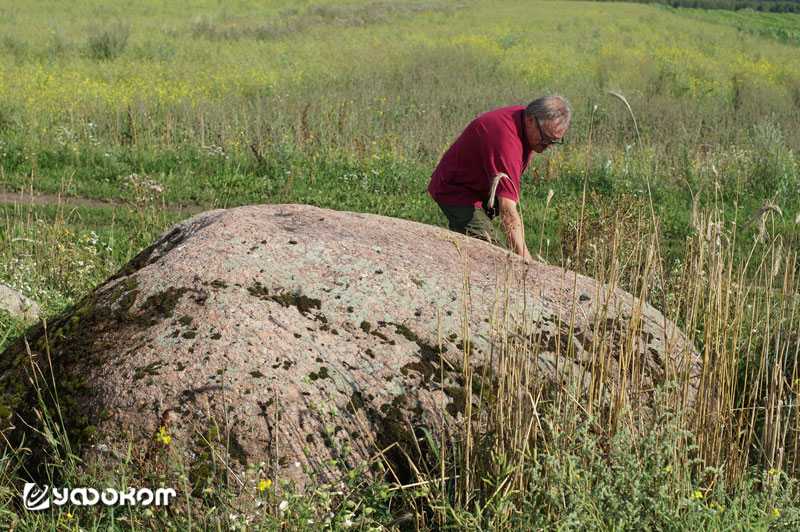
[[387, 95, 800, 528]]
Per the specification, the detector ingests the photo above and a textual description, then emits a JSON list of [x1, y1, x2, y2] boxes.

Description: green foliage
[[87, 21, 131, 60]]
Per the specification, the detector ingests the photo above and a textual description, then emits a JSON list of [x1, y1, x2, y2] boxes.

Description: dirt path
[[0, 187, 206, 215]]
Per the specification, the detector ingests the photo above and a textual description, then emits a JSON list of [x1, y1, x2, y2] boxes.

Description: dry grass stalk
[[607, 90, 641, 145], [487, 172, 510, 211], [743, 202, 782, 243]]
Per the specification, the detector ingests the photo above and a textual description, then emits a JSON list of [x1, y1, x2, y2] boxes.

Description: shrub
[[87, 22, 130, 60]]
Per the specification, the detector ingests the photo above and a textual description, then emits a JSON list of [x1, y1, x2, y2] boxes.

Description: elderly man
[[428, 95, 571, 261]]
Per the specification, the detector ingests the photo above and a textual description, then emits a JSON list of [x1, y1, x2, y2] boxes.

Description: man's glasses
[[535, 116, 564, 147]]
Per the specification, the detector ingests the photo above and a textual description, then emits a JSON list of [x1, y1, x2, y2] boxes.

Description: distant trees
[[591, 0, 800, 14]]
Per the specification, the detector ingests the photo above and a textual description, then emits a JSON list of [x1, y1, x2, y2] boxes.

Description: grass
[[664, 6, 800, 47], [1, 0, 800, 529]]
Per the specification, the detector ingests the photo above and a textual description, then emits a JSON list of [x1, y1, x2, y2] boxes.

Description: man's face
[[526, 114, 566, 154]]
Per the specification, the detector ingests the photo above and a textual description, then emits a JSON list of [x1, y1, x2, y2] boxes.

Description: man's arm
[[497, 196, 533, 261]]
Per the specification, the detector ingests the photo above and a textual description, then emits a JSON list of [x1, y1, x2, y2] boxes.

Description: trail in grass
[[0, 187, 205, 215]]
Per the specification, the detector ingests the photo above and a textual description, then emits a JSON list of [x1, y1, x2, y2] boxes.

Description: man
[[428, 95, 571, 261]]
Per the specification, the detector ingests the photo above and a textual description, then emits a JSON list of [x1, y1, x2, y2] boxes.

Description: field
[[1, 0, 800, 530]]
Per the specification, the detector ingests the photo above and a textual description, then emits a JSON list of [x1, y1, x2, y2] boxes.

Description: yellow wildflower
[[259, 479, 272, 491], [157, 426, 171, 445]]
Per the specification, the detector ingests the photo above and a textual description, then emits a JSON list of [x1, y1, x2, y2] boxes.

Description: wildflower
[[691, 491, 704, 500], [279, 500, 288, 511], [772, 508, 780, 516], [665, 465, 672, 473], [156, 426, 171, 445], [258, 479, 272, 491]]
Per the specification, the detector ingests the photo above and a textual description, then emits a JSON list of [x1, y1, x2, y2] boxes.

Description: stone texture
[[0, 204, 701, 493], [0, 285, 40, 321]]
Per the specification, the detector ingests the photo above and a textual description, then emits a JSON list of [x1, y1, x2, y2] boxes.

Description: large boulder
[[0, 204, 700, 494]]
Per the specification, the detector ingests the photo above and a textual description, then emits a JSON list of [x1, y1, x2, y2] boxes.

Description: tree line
[[591, 0, 800, 13]]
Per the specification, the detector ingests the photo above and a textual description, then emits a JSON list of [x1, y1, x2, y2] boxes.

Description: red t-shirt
[[428, 106, 533, 207]]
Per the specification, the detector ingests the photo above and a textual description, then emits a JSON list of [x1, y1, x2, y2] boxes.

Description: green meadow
[[1, 0, 800, 529]]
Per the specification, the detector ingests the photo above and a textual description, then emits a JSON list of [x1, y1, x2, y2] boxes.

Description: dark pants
[[436, 203, 507, 249]]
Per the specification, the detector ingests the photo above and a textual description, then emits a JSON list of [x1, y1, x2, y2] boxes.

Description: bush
[[87, 22, 130, 60]]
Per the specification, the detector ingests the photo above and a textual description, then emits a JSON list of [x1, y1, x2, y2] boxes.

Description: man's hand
[[497, 197, 533, 261]]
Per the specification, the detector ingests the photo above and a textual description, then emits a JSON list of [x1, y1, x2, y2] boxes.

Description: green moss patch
[[248, 282, 321, 315]]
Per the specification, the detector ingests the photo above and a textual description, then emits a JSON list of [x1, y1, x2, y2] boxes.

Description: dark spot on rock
[[360, 321, 372, 334], [579, 293, 591, 302], [133, 361, 162, 380], [392, 323, 418, 342], [347, 306, 353, 313], [211, 332, 222, 340], [176, 362, 186, 371], [294, 333, 302, 338], [375, 270, 383, 274], [179, 315, 193, 326], [289, 240, 298, 245], [365, 349, 375, 359], [210, 279, 228, 289], [250, 371, 264, 378], [455, 338, 474, 356], [182, 331, 197, 339], [134, 286, 191, 324], [444, 387, 467, 417], [315, 357, 324, 363], [306, 434, 314, 443], [347, 391, 365, 414], [248, 282, 321, 314], [402, 340, 445, 387]]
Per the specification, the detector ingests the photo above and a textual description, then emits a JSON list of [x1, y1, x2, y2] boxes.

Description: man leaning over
[[428, 95, 571, 261]]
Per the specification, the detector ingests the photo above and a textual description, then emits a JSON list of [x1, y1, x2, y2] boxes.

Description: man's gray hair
[[525, 94, 571, 130]]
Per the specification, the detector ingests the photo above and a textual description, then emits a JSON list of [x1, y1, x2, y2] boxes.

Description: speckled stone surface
[[0, 204, 700, 492], [0, 284, 40, 321]]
